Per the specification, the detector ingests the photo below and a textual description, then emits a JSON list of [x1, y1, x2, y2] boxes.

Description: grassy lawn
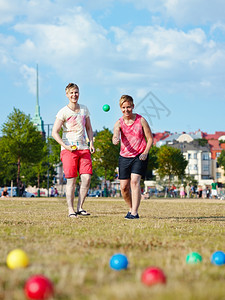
[[0, 197, 225, 300]]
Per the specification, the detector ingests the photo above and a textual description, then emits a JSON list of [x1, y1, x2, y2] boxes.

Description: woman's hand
[[139, 153, 148, 160], [112, 136, 120, 145]]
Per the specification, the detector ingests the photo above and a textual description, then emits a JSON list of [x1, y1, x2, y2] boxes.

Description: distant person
[[50, 186, 55, 197], [174, 185, 178, 197], [54, 187, 58, 197], [190, 185, 195, 198], [164, 186, 168, 198], [179, 184, 185, 199], [170, 184, 176, 197], [19, 182, 25, 197], [185, 183, 190, 198], [52, 83, 95, 217], [211, 180, 218, 199], [202, 185, 207, 199], [206, 186, 210, 198], [112, 95, 153, 219], [196, 186, 199, 198], [1, 187, 9, 198]]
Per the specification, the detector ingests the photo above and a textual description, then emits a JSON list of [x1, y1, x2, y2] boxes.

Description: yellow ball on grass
[[6, 248, 29, 269]]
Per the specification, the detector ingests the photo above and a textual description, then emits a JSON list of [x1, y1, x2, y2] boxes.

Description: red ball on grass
[[141, 267, 166, 286], [24, 275, 54, 300]]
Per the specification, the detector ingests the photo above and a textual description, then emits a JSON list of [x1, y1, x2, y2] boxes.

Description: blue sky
[[1, 0, 225, 135]]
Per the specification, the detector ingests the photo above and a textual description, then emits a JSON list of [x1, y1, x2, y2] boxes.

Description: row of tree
[[0, 108, 59, 191], [1, 108, 225, 192]]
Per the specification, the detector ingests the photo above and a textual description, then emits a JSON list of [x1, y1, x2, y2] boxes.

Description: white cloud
[[0, 0, 23, 24], [2, 0, 225, 28], [7, 16, 225, 95], [111, 25, 215, 67], [210, 22, 225, 34], [123, 0, 225, 26], [12, 8, 112, 82], [19, 64, 36, 94], [0, 34, 17, 69], [1, 0, 225, 98], [165, 0, 225, 26], [0, 34, 16, 48], [0, 0, 114, 25], [0, 0, 59, 25], [108, 24, 225, 96]]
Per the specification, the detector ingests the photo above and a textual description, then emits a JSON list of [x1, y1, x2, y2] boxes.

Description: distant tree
[[21, 145, 57, 189], [21, 161, 45, 188], [196, 138, 208, 146], [217, 150, 225, 175], [18, 134, 60, 189], [92, 128, 120, 182], [157, 145, 188, 187], [145, 145, 159, 179], [48, 135, 62, 166], [89, 170, 101, 189], [0, 108, 45, 191], [219, 140, 225, 145], [0, 148, 17, 186]]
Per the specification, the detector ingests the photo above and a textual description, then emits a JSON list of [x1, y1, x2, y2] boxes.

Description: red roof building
[[153, 131, 170, 145], [202, 131, 225, 159], [152, 130, 225, 183]]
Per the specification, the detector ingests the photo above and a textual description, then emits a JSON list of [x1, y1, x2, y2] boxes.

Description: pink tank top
[[120, 114, 147, 157]]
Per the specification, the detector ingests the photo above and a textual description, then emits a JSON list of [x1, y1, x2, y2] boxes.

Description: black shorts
[[118, 155, 149, 180]]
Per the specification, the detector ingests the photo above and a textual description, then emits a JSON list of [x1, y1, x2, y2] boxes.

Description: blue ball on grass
[[211, 251, 225, 265], [109, 253, 128, 270]]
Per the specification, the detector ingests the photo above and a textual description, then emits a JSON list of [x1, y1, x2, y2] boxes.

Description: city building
[[152, 130, 225, 185], [168, 140, 212, 185], [153, 131, 170, 145], [202, 131, 225, 184]]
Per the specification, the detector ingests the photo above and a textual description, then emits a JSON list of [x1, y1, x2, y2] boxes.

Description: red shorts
[[60, 149, 92, 178]]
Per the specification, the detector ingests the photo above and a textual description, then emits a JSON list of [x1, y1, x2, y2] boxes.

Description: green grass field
[[0, 197, 225, 300]]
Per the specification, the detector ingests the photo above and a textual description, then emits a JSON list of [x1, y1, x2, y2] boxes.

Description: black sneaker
[[125, 213, 139, 219], [124, 212, 131, 219]]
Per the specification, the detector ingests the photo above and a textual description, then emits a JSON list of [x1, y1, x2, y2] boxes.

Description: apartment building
[[153, 130, 225, 185], [201, 132, 225, 184], [168, 140, 212, 185]]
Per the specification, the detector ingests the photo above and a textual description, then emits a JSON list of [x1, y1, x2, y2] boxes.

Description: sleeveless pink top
[[119, 114, 147, 157]]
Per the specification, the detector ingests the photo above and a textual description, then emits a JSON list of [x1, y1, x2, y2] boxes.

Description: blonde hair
[[65, 83, 79, 93], [119, 95, 134, 107]]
